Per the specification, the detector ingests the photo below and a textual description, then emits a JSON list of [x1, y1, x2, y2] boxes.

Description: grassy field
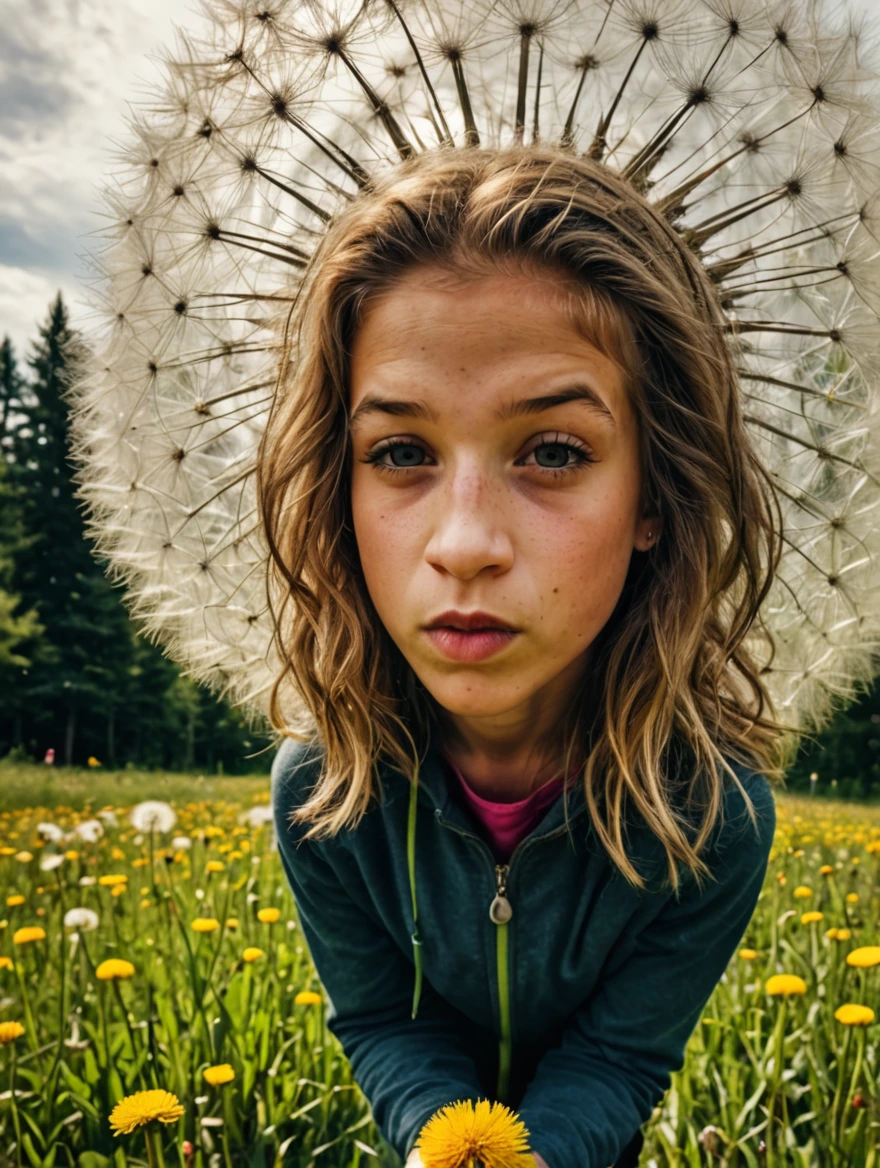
[[0, 761, 877, 1167]]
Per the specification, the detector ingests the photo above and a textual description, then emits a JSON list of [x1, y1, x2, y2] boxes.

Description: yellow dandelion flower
[[87, 757, 101, 768], [226, 918, 239, 930], [13, 926, 46, 945], [793, 886, 812, 899], [765, 974, 807, 996], [0, 1021, 25, 1045], [111, 886, 126, 898], [257, 907, 281, 924], [243, 947, 265, 963], [108, 1089, 184, 1135], [777, 875, 787, 886], [820, 864, 834, 875], [64, 850, 79, 861], [203, 1064, 235, 1086], [140, 899, 151, 909], [5, 895, 24, 907], [801, 911, 824, 924], [0, 848, 15, 856], [96, 959, 136, 980], [191, 918, 220, 933], [739, 949, 758, 960], [140, 887, 151, 897], [837, 928, 852, 941], [111, 847, 126, 861], [846, 947, 880, 968], [132, 857, 150, 868], [229, 850, 244, 860], [14, 852, 32, 863], [98, 874, 128, 887], [294, 991, 323, 1005], [415, 1098, 532, 1168], [846, 892, 860, 904], [835, 1004, 875, 1026], [0, 956, 13, 971], [206, 861, 225, 873]]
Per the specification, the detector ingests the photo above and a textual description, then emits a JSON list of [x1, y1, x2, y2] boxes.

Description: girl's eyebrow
[[349, 383, 616, 429]]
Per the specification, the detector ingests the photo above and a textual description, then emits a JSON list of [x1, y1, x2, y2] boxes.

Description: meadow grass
[[0, 761, 877, 1167]]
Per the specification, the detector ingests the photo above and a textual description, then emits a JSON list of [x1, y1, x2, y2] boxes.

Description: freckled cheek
[[534, 510, 633, 630]]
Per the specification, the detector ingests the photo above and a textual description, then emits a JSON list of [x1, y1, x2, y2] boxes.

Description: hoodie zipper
[[434, 804, 588, 1103]]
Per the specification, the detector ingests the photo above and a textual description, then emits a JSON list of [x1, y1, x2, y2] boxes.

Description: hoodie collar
[[413, 731, 589, 842]]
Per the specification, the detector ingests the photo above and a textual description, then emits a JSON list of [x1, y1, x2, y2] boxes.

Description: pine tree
[[7, 293, 133, 765], [0, 335, 27, 456]]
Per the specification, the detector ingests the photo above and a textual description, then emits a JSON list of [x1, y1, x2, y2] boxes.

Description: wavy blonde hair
[[258, 143, 795, 894]]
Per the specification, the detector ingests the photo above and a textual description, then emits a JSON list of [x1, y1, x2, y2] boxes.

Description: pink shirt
[[440, 750, 577, 863]]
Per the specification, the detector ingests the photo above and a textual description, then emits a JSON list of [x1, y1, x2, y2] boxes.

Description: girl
[[264, 145, 784, 1168]]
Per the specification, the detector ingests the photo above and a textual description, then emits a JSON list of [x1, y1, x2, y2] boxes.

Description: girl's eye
[[360, 434, 596, 478]]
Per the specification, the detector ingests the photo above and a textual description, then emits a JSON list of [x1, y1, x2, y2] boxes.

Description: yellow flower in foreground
[[801, 911, 824, 925], [191, 918, 220, 933], [6, 895, 24, 907], [109, 1089, 184, 1135], [203, 1064, 235, 1087], [206, 861, 225, 873], [0, 956, 13, 971], [13, 926, 46, 945], [257, 907, 281, 924], [96, 959, 136, 981], [765, 975, 807, 996], [0, 1021, 24, 1045], [294, 991, 323, 1006], [835, 1004, 875, 1026], [847, 947, 880, 968], [243, 947, 265, 963], [98, 875, 128, 888], [738, 949, 758, 960], [415, 1098, 532, 1168]]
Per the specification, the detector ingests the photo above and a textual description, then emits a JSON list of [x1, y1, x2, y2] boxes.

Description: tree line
[[0, 293, 272, 773]]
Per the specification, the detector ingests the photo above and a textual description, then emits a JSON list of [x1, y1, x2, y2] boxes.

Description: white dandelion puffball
[[74, 819, 105, 844], [39, 854, 66, 873], [238, 805, 275, 829], [129, 801, 178, 834], [78, 876, 98, 887], [67, 0, 880, 745], [172, 835, 193, 850], [63, 908, 100, 933], [97, 809, 120, 828], [36, 823, 65, 843]]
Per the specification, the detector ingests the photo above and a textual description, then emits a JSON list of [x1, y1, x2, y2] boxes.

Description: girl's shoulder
[[270, 735, 326, 824]]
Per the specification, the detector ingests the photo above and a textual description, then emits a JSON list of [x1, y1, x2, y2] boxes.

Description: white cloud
[[0, 0, 211, 359]]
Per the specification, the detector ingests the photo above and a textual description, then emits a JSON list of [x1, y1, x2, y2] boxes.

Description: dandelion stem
[[8, 1042, 22, 1168], [839, 1027, 867, 1147], [830, 1025, 854, 1151]]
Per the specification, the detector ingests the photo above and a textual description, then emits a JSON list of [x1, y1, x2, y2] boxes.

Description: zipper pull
[[490, 863, 512, 923]]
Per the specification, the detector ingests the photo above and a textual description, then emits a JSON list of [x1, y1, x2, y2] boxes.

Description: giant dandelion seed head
[[67, 0, 880, 768]]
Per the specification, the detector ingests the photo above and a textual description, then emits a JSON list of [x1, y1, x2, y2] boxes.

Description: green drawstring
[[407, 754, 423, 1020]]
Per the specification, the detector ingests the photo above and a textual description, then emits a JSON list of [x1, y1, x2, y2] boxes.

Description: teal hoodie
[[271, 732, 776, 1168]]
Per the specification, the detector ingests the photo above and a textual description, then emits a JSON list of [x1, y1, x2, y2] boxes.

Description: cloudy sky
[[1, 0, 879, 364]]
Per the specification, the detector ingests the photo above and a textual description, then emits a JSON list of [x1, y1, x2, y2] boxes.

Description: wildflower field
[[0, 762, 878, 1168]]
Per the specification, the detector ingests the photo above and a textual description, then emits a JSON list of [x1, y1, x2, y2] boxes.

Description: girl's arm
[[513, 770, 776, 1168], [273, 757, 487, 1165]]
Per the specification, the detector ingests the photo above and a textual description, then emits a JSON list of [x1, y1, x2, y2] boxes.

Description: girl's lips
[[423, 627, 519, 662]]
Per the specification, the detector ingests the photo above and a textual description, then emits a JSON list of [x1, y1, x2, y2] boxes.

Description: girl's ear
[[635, 515, 662, 553]]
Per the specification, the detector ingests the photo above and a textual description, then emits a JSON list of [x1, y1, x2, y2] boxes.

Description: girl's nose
[[422, 462, 515, 579]]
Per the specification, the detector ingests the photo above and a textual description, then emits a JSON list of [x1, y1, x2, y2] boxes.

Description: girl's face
[[349, 266, 658, 734]]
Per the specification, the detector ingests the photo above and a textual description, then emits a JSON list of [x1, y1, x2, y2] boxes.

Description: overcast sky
[[1, 0, 879, 365]]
